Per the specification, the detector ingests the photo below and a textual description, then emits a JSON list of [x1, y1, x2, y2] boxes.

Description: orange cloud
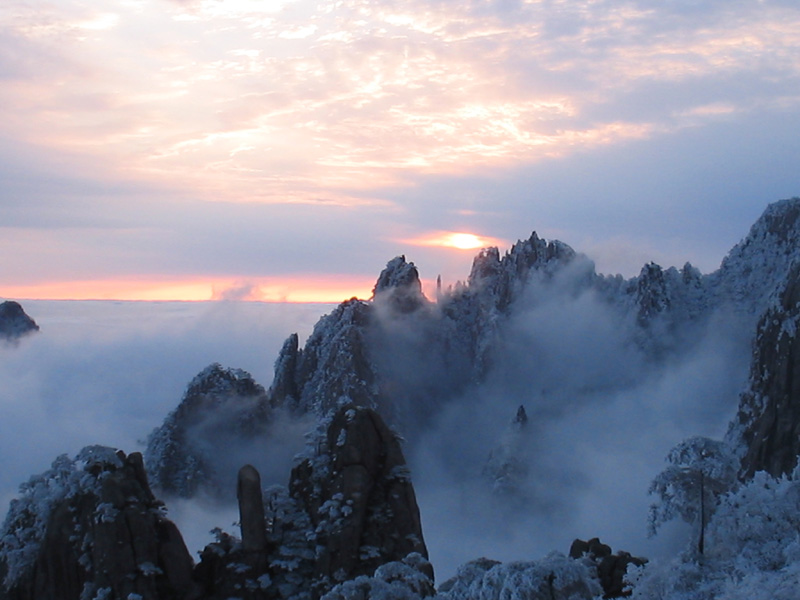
[[1, 276, 375, 303]]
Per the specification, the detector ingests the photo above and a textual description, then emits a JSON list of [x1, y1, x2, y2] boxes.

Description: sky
[[2, 0, 800, 301]]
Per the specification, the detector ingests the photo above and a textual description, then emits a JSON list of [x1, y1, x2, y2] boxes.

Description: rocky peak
[[514, 405, 528, 426], [290, 405, 430, 590], [184, 362, 265, 401], [483, 405, 532, 499], [144, 363, 269, 498], [634, 262, 670, 324], [287, 299, 380, 416], [372, 256, 427, 313], [0, 447, 197, 600], [714, 197, 800, 315], [467, 233, 578, 305], [268, 332, 301, 408], [0, 301, 39, 341]]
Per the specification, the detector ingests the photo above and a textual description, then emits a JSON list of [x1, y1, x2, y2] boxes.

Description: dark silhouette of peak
[[0, 301, 39, 341]]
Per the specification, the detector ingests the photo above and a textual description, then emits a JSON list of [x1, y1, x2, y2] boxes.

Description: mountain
[[730, 260, 800, 478], [146, 199, 800, 499], [0, 302, 38, 342], [5, 197, 800, 600], [145, 363, 270, 498], [0, 407, 432, 600]]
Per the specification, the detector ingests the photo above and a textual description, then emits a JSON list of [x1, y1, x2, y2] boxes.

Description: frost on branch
[[648, 437, 737, 555]]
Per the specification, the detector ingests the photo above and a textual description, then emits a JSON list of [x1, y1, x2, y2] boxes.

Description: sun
[[442, 232, 485, 250], [400, 231, 506, 251]]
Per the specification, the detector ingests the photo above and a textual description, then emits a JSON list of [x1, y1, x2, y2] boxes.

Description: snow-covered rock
[[0, 447, 196, 600], [145, 363, 269, 498], [731, 260, 800, 477]]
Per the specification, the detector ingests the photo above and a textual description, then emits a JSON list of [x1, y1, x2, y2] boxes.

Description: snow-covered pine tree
[[648, 437, 737, 556]]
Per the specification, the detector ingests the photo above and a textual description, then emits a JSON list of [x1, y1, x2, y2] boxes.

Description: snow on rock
[[712, 197, 800, 317], [0, 447, 196, 600], [144, 363, 269, 498], [437, 553, 601, 600], [289, 404, 430, 592], [271, 299, 380, 417], [731, 259, 800, 478]]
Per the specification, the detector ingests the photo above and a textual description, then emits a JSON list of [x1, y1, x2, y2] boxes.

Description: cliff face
[[290, 405, 429, 587], [733, 261, 800, 477]]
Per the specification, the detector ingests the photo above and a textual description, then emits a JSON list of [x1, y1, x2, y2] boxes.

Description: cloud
[[3, 0, 799, 199], [395, 266, 754, 580], [1, 0, 800, 296], [0, 300, 327, 515]]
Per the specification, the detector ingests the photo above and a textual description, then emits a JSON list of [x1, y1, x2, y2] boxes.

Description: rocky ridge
[[145, 363, 269, 498], [146, 198, 800, 501]]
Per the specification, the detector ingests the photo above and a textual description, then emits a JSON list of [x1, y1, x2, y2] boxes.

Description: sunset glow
[[1, 0, 800, 300], [0, 277, 375, 304], [402, 232, 507, 251]]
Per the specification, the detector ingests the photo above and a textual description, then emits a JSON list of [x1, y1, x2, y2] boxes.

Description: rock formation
[[733, 261, 800, 477], [0, 301, 38, 341], [0, 447, 197, 600], [483, 405, 531, 499], [372, 255, 428, 314], [289, 405, 431, 591], [145, 363, 269, 497], [569, 538, 647, 598], [274, 299, 378, 416]]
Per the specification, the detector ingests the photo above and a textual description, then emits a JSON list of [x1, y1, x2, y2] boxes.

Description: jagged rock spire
[[372, 255, 428, 313]]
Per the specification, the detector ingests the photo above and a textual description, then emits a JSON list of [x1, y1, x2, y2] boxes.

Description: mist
[[368, 263, 755, 581], [0, 300, 327, 554], [0, 288, 755, 581]]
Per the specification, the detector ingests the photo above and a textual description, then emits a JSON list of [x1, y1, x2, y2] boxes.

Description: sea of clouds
[[0, 291, 754, 581]]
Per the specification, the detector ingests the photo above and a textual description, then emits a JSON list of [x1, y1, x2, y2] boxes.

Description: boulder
[[569, 538, 646, 599]]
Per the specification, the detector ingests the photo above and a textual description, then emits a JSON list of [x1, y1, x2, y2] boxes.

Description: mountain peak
[[0, 300, 39, 341], [373, 255, 427, 313]]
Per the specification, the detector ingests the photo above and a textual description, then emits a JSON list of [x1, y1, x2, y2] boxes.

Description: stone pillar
[[237, 464, 269, 564]]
